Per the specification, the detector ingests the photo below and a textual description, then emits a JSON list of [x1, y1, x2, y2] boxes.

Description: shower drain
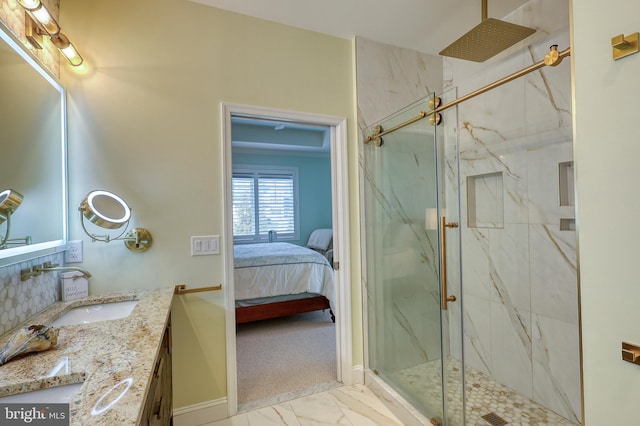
[[481, 412, 508, 426]]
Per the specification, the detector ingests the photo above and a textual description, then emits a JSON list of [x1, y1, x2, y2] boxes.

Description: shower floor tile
[[391, 358, 578, 425]]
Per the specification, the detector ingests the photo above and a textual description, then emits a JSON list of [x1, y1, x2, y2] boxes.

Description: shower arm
[[365, 46, 571, 144]]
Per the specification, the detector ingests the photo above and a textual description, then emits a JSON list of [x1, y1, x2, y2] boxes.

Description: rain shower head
[[439, 0, 536, 62]]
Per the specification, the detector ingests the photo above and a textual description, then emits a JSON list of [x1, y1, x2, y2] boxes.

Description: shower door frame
[[362, 42, 577, 423], [360, 93, 465, 426]]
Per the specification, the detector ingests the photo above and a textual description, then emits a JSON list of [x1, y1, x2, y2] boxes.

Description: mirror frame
[[0, 21, 67, 267]]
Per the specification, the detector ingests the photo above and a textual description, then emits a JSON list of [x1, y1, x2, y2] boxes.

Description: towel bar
[[174, 284, 222, 295]]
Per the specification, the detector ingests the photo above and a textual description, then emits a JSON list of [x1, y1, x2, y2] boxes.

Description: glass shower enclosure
[[362, 91, 464, 426]]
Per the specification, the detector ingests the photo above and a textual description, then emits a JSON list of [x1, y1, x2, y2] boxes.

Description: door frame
[[221, 103, 353, 416]]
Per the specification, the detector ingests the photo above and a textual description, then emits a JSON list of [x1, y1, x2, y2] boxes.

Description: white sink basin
[[52, 300, 139, 327], [0, 383, 83, 403]]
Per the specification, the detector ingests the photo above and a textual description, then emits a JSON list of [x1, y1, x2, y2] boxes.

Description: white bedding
[[233, 242, 335, 311]]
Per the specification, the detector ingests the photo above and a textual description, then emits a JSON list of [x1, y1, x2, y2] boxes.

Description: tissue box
[[61, 271, 89, 301]]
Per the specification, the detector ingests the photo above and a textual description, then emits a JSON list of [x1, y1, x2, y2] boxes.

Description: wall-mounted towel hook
[[612, 32, 639, 60]]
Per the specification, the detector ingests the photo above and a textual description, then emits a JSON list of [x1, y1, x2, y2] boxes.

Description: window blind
[[232, 167, 297, 241]]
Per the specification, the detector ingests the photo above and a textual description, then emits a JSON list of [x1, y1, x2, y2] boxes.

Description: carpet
[[236, 310, 337, 406]]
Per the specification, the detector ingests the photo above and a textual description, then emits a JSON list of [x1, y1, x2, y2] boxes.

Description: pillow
[[307, 228, 333, 251]]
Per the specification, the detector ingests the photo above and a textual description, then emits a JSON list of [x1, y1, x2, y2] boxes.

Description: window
[[232, 166, 299, 242]]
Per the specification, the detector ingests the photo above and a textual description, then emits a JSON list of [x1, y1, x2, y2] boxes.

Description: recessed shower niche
[[467, 172, 504, 228], [559, 161, 576, 231], [559, 161, 575, 207]]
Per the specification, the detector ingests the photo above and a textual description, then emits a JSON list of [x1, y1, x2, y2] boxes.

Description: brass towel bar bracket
[[174, 284, 222, 295]]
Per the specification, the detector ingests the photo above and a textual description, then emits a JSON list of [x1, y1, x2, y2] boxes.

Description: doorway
[[221, 103, 353, 416]]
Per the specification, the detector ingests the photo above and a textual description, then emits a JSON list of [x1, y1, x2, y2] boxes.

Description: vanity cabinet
[[140, 315, 172, 426]]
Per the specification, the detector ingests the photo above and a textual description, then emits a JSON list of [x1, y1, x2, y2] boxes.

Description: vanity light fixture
[[50, 33, 83, 67], [18, 0, 60, 36], [18, 0, 84, 66], [0, 189, 32, 249], [79, 190, 153, 252]]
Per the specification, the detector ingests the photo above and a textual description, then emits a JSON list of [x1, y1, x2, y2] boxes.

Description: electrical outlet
[[65, 240, 83, 263]]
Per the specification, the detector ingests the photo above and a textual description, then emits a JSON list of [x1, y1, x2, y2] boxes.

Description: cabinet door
[[140, 317, 172, 426]]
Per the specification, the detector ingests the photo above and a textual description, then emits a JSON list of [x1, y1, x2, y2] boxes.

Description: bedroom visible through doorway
[[232, 116, 337, 409], [221, 104, 353, 417]]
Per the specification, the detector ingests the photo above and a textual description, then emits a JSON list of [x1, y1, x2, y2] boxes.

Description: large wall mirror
[[0, 22, 67, 267]]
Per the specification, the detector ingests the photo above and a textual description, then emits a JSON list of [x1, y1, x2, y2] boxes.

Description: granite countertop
[[0, 287, 174, 425]]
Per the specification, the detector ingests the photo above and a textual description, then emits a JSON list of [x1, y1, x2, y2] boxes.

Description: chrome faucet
[[20, 262, 92, 282]]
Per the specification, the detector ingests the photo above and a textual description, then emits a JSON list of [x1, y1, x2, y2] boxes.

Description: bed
[[233, 242, 336, 324]]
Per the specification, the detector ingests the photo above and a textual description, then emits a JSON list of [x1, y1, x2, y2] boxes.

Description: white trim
[[351, 365, 365, 385], [172, 398, 228, 426], [222, 103, 353, 418], [357, 127, 371, 375], [329, 117, 353, 386]]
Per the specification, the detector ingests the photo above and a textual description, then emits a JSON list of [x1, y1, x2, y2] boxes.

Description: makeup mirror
[[79, 190, 153, 252], [0, 22, 67, 266], [0, 189, 31, 249]]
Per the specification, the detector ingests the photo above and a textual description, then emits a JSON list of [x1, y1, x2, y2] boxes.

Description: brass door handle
[[441, 216, 458, 310]]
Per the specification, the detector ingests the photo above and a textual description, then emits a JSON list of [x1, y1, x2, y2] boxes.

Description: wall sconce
[[18, 0, 84, 66], [0, 189, 32, 249], [79, 190, 153, 252]]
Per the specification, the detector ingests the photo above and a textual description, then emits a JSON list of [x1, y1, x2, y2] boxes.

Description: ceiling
[[231, 117, 331, 156], [214, 0, 531, 154], [189, 0, 529, 55]]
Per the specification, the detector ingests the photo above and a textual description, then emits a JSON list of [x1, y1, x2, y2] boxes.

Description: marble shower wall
[[443, 0, 580, 422], [356, 37, 443, 128], [356, 38, 444, 372]]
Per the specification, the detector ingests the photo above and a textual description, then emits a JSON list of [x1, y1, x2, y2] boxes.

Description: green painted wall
[[60, 0, 359, 409]]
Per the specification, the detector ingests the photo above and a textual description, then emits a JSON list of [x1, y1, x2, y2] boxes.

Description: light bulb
[[30, 6, 60, 35], [17, 0, 41, 10]]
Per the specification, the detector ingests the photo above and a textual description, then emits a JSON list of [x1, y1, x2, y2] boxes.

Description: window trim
[[232, 164, 300, 243]]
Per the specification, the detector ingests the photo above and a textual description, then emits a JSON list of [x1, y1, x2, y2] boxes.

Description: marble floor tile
[[392, 358, 578, 426], [207, 384, 403, 426], [208, 364, 578, 425]]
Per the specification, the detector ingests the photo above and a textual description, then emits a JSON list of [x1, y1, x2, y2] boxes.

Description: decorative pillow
[[307, 228, 333, 251]]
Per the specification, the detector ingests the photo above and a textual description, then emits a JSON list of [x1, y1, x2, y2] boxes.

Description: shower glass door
[[363, 93, 463, 425]]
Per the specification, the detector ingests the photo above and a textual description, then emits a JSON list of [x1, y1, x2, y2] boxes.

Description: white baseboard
[[173, 398, 228, 426], [351, 365, 365, 385], [173, 369, 363, 425]]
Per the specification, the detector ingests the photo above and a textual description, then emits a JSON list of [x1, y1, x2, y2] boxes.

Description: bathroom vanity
[[0, 287, 174, 425]]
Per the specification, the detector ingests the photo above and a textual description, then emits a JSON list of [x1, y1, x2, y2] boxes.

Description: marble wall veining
[[359, 1, 579, 424], [444, 0, 579, 422], [356, 36, 443, 129], [0, 252, 64, 336], [357, 37, 444, 374]]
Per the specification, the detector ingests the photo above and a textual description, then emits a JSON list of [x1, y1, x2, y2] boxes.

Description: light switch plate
[[191, 235, 220, 256]]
